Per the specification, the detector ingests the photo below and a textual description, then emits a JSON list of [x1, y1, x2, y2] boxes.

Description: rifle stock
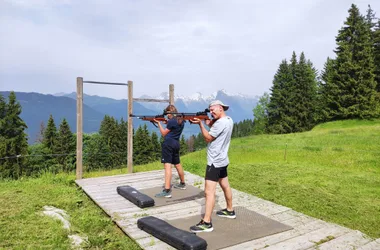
[[129, 114, 166, 127]]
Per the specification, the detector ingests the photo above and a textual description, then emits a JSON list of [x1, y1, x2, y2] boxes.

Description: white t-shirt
[[207, 116, 234, 168]]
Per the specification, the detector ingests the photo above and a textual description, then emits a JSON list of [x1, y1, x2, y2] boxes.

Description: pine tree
[[151, 131, 161, 160], [55, 118, 75, 171], [186, 135, 195, 152], [366, 5, 380, 96], [35, 121, 45, 144], [99, 115, 122, 168], [294, 53, 318, 131], [372, 19, 380, 93], [83, 133, 112, 171], [252, 92, 269, 134], [267, 59, 295, 133], [194, 133, 207, 150], [326, 4, 378, 119], [133, 124, 154, 165], [365, 5, 377, 31], [0, 95, 6, 135], [318, 57, 335, 121], [179, 135, 188, 156], [43, 114, 57, 151], [0, 92, 28, 179]]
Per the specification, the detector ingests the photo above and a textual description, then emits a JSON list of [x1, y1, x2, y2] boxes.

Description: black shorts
[[205, 164, 228, 182], [161, 140, 180, 165]]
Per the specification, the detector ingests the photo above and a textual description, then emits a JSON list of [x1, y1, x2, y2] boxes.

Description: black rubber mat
[[139, 185, 205, 207], [167, 206, 293, 250]]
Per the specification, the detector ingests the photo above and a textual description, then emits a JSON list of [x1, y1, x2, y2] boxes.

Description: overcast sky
[[0, 0, 378, 99]]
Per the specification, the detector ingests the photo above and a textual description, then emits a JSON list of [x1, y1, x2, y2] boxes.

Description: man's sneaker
[[173, 182, 186, 190], [190, 220, 213, 233], [155, 189, 172, 198], [216, 208, 236, 219]]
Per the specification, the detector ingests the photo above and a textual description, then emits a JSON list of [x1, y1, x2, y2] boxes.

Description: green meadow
[[1, 119, 379, 249]]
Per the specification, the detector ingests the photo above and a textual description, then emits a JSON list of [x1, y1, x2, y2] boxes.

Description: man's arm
[[191, 118, 215, 143]]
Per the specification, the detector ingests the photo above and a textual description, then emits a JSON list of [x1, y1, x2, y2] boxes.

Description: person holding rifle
[[153, 104, 186, 198], [189, 100, 235, 233]]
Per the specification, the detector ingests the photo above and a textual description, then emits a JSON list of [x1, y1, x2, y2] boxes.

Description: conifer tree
[[0, 92, 28, 179], [151, 131, 161, 160], [179, 135, 188, 155], [193, 132, 207, 150], [186, 135, 195, 152], [366, 5, 380, 95], [55, 118, 75, 170], [83, 133, 112, 171], [35, 121, 45, 144], [365, 5, 377, 31], [99, 115, 122, 168], [133, 124, 154, 165], [326, 4, 378, 119], [372, 20, 380, 92], [0, 95, 6, 135], [43, 114, 57, 151], [252, 92, 269, 134], [318, 57, 336, 121], [267, 60, 295, 133], [294, 53, 318, 131]]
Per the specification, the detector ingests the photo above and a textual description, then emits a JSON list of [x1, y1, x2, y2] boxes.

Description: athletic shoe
[[173, 182, 186, 190], [216, 208, 236, 219], [154, 189, 172, 198], [190, 220, 213, 233]]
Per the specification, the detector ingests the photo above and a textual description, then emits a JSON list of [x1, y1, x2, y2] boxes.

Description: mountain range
[[0, 90, 258, 143]]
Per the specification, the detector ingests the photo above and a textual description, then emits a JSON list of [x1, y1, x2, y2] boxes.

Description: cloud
[[0, 0, 379, 99]]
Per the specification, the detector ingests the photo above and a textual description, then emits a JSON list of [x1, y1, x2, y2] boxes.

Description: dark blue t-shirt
[[165, 117, 184, 141]]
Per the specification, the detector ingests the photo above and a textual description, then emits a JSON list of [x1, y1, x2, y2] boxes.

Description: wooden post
[[127, 81, 133, 173], [76, 77, 83, 179], [169, 84, 174, 105]]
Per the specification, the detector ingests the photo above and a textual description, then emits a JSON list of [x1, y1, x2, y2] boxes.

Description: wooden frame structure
[[76, 77, 174, 179]]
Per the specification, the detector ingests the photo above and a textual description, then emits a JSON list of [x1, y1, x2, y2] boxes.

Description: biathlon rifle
[[130, 109, 212, 127]]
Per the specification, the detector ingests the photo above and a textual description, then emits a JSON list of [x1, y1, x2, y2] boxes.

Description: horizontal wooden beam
[[133, 98, 169, 103], [83, 81, 128, 86]]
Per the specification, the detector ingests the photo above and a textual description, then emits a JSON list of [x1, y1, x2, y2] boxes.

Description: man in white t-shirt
[[189, 100, 235, 233]]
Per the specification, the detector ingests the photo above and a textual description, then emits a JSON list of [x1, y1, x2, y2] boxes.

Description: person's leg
[[164, 163, 172, 190], [216, 167, 236, 218], [203, 179, 217, 223], [219, 177, 233, 211], [190, 165, 218, 233], [174, 163, 185, 183], [155, 143, 173, 198], [173, 143, 186, 189]]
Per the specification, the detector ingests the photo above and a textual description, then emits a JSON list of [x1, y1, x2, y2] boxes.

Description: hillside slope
[[133, 119, 380, 238]]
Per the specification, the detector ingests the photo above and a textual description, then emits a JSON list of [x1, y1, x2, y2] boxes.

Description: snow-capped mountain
[[137, 89, 259, 122]]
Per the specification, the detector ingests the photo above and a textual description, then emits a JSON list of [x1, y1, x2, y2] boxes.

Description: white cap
[[209, 100, 229, 111]]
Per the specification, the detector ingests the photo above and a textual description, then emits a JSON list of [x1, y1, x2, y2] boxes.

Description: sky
[[0, 0, 379, 100]]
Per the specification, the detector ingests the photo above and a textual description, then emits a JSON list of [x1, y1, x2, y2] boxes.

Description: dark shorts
[[161, 140, 180, 165], [205, 164, 228, 182]]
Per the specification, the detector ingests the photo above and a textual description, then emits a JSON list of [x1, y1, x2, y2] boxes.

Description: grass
[[0, 173, 140, 249], [118, 119, 380, 238], [0, 119, 379, 248], [191, 119, 380, 238]]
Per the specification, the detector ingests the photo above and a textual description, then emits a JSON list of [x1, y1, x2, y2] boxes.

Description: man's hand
[[190, 118, 201, 124]]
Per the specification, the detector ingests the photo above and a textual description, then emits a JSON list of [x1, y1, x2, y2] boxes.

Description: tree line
[[252, 4, 380, 134], [2, 4, 378, 179]]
